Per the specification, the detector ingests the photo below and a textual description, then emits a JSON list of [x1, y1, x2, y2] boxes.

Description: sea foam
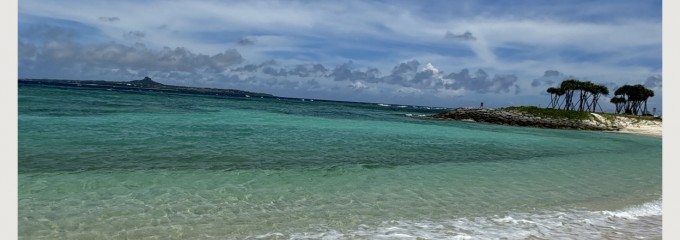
[[286, 201, 662, 240]]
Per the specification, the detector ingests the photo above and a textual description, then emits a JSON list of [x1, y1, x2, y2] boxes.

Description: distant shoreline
[[432, 107, 662, 137], [18, 77, 274, 98]]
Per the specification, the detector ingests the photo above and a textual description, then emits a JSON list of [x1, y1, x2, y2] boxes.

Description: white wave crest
[[601, 200, 662, 220], [283, 201, 661, 240]]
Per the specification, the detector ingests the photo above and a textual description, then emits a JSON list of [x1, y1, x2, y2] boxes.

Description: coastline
[[591, 113, 662, 137], [18, 78, 275, 98], [432, 107, 662, 137], [612, 126, 662, 137]]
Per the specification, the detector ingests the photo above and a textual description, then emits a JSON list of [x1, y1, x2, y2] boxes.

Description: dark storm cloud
[[123, 31, 146, 40], [327, 62, 380, 82], [391, 60, 420, 75], [372, 59, 444, 89], [413, 70, 437, 86], [262, 66, 288, 76], [258, 63, 328, 77], [531, 70, 564, 87], [382, 60, 419, 85], [321, 60, 520, 94], [98, 17, 120, 22], [328, 62, 352, 81], [289, 64, 328, 77], [230, 60, 279, 73], [209, 50, 246, 71], [445, 31, 477, 41], [324, 60, 518, 94], [411, 64, 447, 88], [444, 69, 518, 93], [363, 68, 381, 82], [237, 37, 256, 46], [19, 40, 244, 80], [231, 64, 259, 73], [19, 34, 522, 95]]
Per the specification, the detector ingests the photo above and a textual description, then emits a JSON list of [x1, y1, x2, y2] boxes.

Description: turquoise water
[[19, 85, 662, 239]]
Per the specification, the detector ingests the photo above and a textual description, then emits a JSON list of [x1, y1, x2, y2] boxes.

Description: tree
[[642, 87, 655, 115], [590, 84, 609, 112], [548, 79, 608, 112], [546, 87, 564, 109], [577, 81, 596, 112], [560, 79, 580, 111], [612, 84, 655, 115], [610, 96, 626, 114]]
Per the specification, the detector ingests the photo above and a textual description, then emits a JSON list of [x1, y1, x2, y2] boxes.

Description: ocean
[[18, 85, 662, 239]]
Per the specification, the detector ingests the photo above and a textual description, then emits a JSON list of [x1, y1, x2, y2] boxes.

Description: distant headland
[[18, 77, 274, 98]]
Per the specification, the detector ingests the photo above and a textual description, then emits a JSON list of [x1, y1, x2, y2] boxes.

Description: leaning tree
[[612, 84, 655, 115], [576, 81, 590, 111], [546, 79, 608, 112], [609, 96, 626, 114], [641, 87, 655, 115], [546, 87, 565, 109], [590, 84, 609, 112], [559, 79, 580, 111]]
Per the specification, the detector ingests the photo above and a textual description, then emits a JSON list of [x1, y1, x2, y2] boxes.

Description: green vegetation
[[503, 106, 592, 121], [599, 112, 662, 123], [503, 106, 661, 124]]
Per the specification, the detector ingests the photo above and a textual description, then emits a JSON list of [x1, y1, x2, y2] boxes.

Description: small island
[[433, 107, 615, 131], [432, 106, 660, 133], [18, 77, 274, 98], [433, 79, 662, 136]]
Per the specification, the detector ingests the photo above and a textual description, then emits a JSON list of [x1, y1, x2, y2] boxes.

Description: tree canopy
[[546, 80, 655, 115], [545, 79, 609, 113], [611, 84, 655, 115]]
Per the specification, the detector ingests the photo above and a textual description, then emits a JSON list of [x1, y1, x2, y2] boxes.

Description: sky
[[17, 0, 662, 112]]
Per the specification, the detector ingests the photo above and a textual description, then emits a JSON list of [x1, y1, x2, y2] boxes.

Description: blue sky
[[18, 0, 662, 112]]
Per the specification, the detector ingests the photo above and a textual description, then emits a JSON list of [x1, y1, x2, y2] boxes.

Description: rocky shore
[[432, 107, 620, 131]]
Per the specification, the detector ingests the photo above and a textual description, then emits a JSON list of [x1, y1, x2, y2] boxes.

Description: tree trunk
[[591, 94, 599, 112], [564, 90, 574, 111]]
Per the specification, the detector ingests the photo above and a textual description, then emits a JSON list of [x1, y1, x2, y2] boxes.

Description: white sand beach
[[589, 113, 662, 137]]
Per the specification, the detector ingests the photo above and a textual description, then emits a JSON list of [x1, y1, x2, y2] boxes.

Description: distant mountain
[[18, 77, 275, 98], [128, 76, 165, 88]]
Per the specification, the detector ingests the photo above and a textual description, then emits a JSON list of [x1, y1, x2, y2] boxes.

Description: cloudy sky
[[18, 0, 662, 111]]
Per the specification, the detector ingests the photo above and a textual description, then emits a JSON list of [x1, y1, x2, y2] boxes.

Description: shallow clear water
[[19, 85, 662, 239]]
